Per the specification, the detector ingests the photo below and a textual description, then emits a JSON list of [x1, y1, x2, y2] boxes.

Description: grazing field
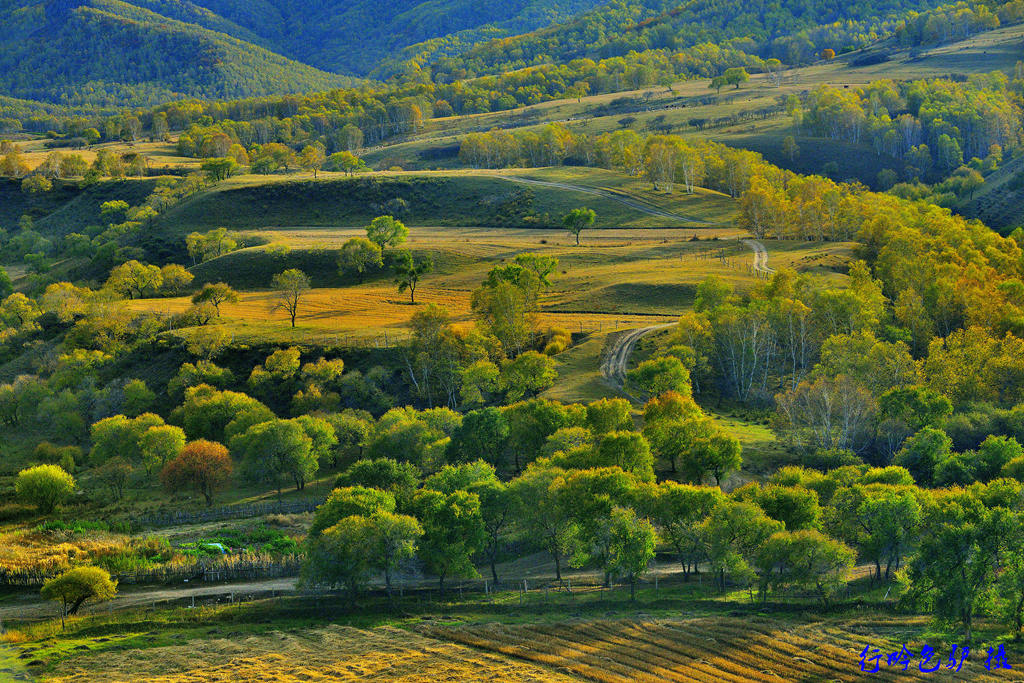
[[16, 139, 202, 174], [151, 170, 727, 240], [129, 229, 836, 345]]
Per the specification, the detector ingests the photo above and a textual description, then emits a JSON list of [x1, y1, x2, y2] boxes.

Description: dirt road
[[0, 577, 300, 621], [600, 324, 676, 392], [742, 238, 775, 275], [599, 239, 772, 393]]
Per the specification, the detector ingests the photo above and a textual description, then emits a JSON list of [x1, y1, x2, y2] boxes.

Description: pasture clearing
[[130, 230, 837, 345]]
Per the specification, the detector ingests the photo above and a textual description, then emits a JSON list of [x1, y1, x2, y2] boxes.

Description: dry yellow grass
[[129, 226, 794, 343], [47, 624, 579, 682], [418, 616, 1024, 683], [16, 139, 202, 173], [0, 528, 126, 576], [128, 231, 847, 344]]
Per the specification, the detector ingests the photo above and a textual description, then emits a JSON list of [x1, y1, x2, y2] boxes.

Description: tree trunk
[[1015, 593, 1023, 640]]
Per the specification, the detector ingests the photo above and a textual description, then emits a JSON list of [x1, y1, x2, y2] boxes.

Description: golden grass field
[[129, 222, 849, 345], [420, 616, 1024, 683], [40, 615, 1024, 682], [46, 624, 578, 682], [16, 139, 202, 173]]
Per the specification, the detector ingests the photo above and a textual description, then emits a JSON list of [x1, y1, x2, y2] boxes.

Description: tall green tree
[[393, 251, 433, 304], [603, 506, 657, 600], [562, 207, 595, 246], [366, 215, 409, 253], [411, 488, 485, 592], [339, 237, 383, 282]]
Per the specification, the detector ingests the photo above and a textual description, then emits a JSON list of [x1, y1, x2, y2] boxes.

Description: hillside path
[[600, 239, 772, 394], [742, 238, 775, 275], [496, 175, 718, 225]]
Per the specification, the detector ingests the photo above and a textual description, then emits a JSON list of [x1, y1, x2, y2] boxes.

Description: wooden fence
[[134, 499, 321, 529], [0, 556, 302, 588]]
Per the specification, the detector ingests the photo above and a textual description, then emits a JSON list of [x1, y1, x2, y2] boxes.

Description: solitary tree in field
[[562, 207, 595, 246], [200, 157, 238, 182], [271, 269, 311, 327], [192, 282, 239, 317], [41, 566, 117, 627], [328, 151, 366, 175], [299, 144, 326, 178], [820, 48, 836, 61], [339, 237, 383, 282], [366, 215, 409, 253], [723, 67, 750, 89], [393, 251, 433, 304], [160, 439, 233, 506]]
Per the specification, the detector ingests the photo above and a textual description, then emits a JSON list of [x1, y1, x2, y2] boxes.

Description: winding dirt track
[[742, 238, 775, 275], [600, 324, 676, 392], [600, 239, 772, 393]]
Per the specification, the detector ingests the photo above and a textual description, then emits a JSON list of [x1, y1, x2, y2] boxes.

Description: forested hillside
[[0, 0, 355, 106], [4, 0, 1018, 113], [0, 0, 609, 108], [416, 0, 953, 78], [182, 0, 610, 76]]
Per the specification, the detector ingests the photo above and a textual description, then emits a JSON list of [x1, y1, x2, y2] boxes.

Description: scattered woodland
[[3, 0, 1024, 681]]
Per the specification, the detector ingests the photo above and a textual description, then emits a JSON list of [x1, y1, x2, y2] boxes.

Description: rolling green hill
[[0, 0, 611, 108], [0, 0, 355, 106], [423, 0, 950, 78], [0, 0, 970, 110], [182, 0, 610, 76]]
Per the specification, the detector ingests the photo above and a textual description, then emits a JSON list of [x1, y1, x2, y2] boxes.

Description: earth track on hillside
[[599, 239, 772, 395]]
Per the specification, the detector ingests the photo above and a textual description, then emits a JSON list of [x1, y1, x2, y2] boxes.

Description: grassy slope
[[363, 24, 1024, 186]]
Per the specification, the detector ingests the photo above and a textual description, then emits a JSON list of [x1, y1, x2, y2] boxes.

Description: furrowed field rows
[[419, 617, 1024, 682], [48, 625, 579, 682]]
